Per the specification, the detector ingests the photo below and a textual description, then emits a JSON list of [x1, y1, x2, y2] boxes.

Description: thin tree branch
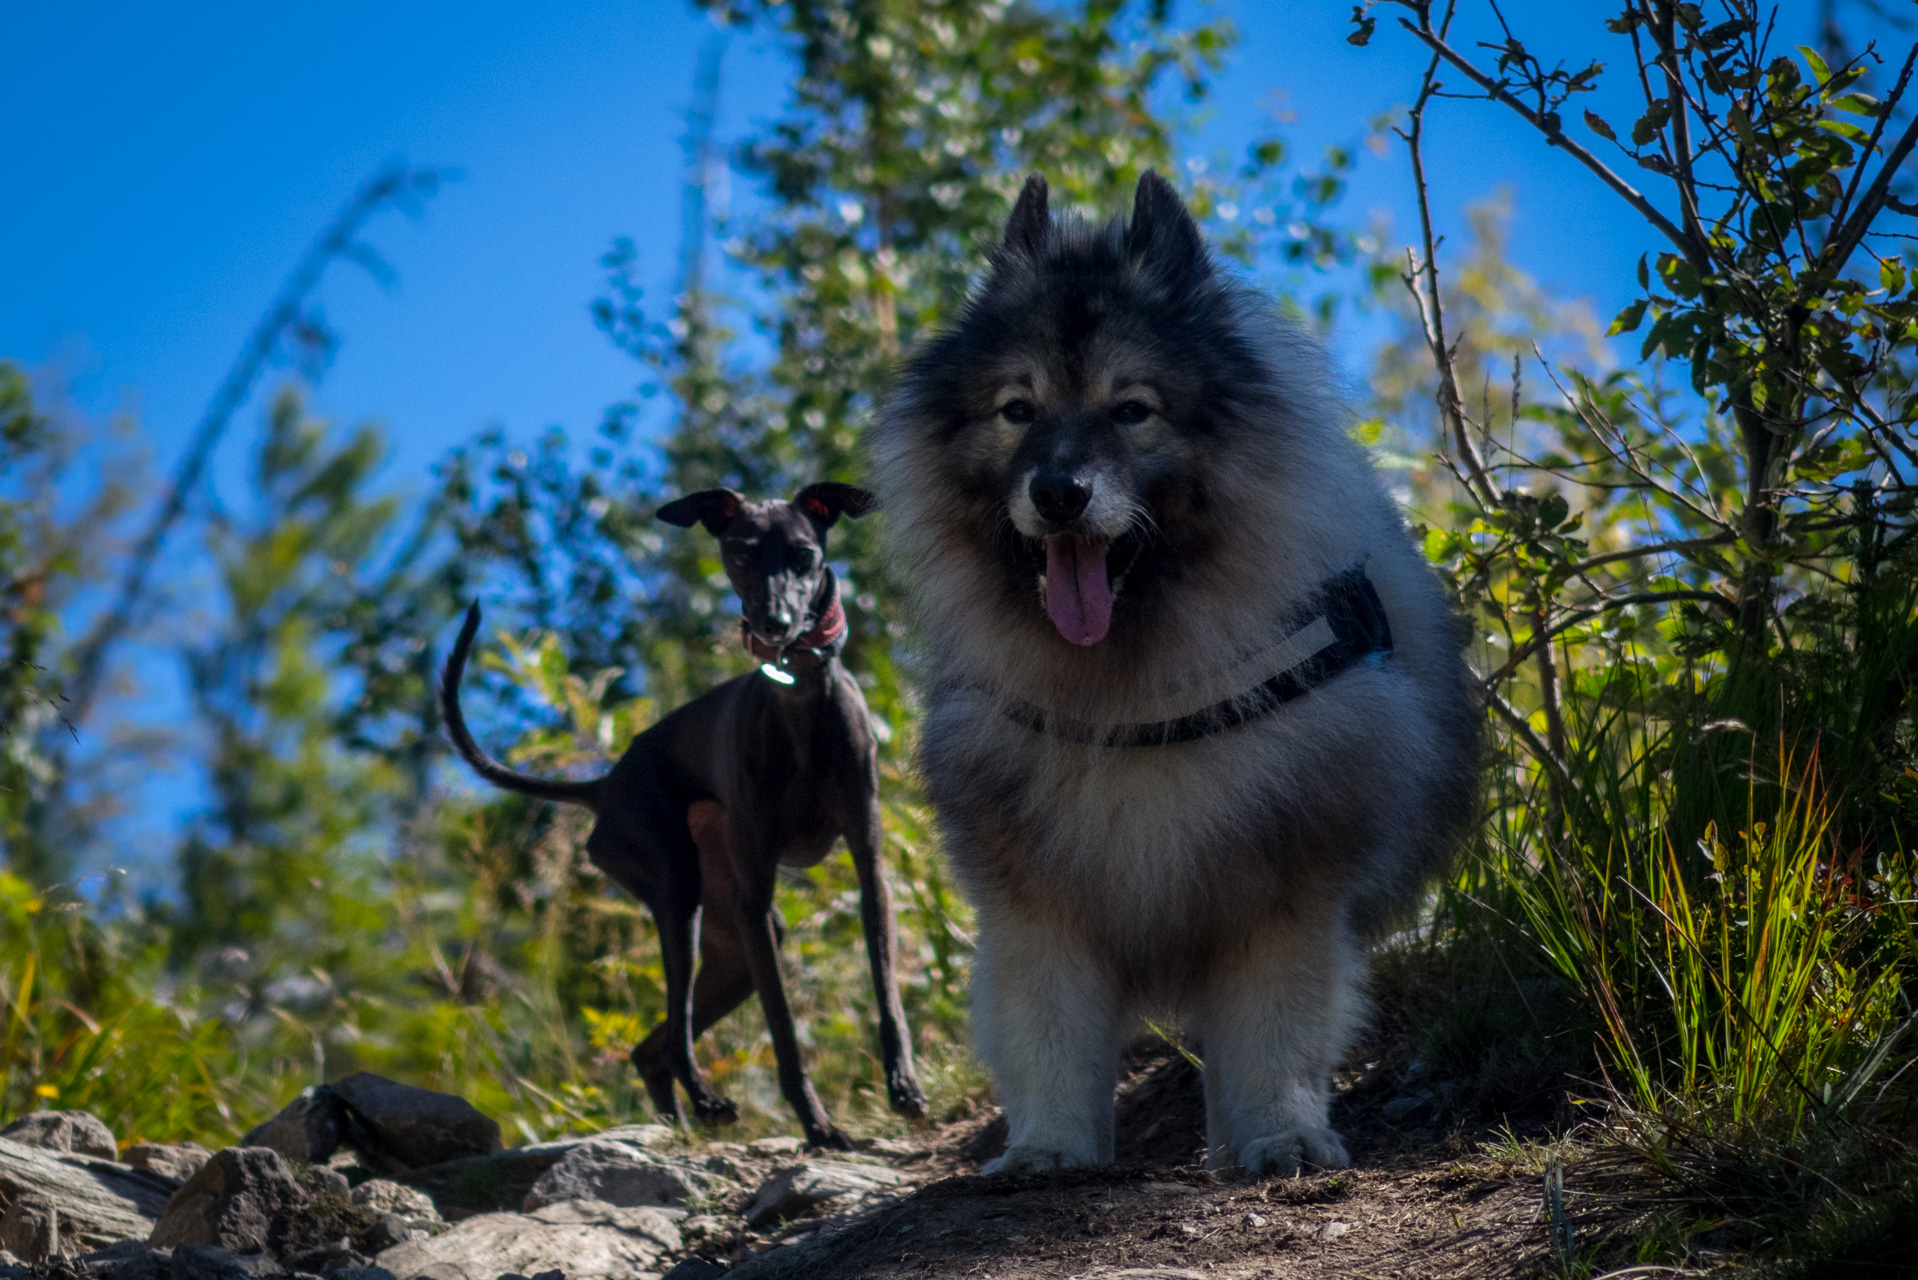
[[1825, 76, 1918, 275], [62, 163, 442, 728], [1487, 685, 1576, 799], [1481, 589, 1736, 688], [1572, 531, 1741, 574], [1396, 0, 1499, 508], [1393, 7, 1707, 265]]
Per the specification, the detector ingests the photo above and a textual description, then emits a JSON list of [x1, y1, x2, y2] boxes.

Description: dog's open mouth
[[1035, 529, 1145, 646]]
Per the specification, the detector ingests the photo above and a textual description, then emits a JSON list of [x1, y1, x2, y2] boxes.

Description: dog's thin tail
[[439, 603, 603, 811]]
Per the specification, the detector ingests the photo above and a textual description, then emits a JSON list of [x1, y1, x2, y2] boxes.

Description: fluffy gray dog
[[870, 171, 1478, 1175]]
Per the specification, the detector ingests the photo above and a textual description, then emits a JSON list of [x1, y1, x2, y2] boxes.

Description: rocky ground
[[0, 1047, 1606, 1280]]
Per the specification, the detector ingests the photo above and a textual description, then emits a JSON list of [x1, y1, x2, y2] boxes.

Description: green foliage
[[0, 870, 263, 1145], [7, 14, 1912, 1277], [0, 365, 135, 884], [1362, 1, 1918, 1262], [10, 0, 1362, 1147]]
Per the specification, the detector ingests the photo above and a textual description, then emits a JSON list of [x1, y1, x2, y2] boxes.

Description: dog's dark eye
[[1110, 400, 1153, 425], [793, 548, 819, 570], [999, 398, 1036, 425]]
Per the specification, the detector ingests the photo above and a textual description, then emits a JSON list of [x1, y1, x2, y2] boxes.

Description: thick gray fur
[[868, 171, 1479, 1175]]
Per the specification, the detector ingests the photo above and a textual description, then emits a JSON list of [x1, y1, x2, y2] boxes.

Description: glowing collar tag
[[760, 662, 797, 685]]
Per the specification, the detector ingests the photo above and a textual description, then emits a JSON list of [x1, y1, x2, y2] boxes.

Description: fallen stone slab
[[168, 1243, 284, 1280], [660, 1261, 727, 1280], [147, 1148, 307, 1254], [123, 1147, 212, 1186], [346, 1180, 442, 1232], [0, 1112, 120, 1161], [743, 1160, 907, 1228], [588, 1124, 676, 1149], [521, 1140, 713, 1212], [87, 1245, 171, 1280], [326, 1076, 499, 1175], [373, 1197, 681, 1280], [391, 1141, 576, 1217], [0, 1135, 170, 1260], [239, 1089, 347, 1168]]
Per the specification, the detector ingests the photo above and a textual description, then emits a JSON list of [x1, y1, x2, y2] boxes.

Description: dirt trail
[[707, 1046, 1569, 1279]]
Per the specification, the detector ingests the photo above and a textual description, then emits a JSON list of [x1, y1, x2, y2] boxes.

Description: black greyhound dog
[[439, 481, 925, 1148]]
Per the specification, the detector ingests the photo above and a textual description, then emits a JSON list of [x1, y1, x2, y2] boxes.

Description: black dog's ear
[[1125, 170, 1208, 290], [656, 487, 744, 536], [1002, 174, 1050, 254], [793, 482, 876, 530]]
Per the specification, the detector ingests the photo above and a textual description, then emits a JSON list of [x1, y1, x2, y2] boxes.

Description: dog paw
[[1237, 1127, 1350, 1177], [979, 1144, 1089, 1175], [807, 1126, 855, 1152], [692, 1095, 739, 1127], [888, 1074, 928, 1118]]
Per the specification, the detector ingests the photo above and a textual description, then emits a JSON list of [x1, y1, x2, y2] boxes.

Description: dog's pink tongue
[[1044, 534, 1113, 646]]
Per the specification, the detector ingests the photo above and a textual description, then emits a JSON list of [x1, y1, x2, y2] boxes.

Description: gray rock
[[125, 1146, 213, 1186], [373, 1198, 680, 1280], [325, 1076, 500, 1174], [521, 1141, 709, 1211], [1378, 1095, 1428, 1121], [0, 1193, 63, 1262], [389, 1143, 575, 1217], [587, 1124, 675, 1149], [661, 1262, 728, 1280], [298, 1168, 351, 1202], [116, 1254, 176, 1280], [744, 1137, 802, 1159], [344, 1182, 440, 1231], [170, 1244, 283, 1280], [742, 1160, 906, 1228], [0, 1135, 166, 1258], [328, 1270, 395, 1280], [148, 1148, 307, 1254], [241, 1091, 346, 1168], [0, 1111, 120, 1160], [78, 1239, 156, 1271], [279, 1241, 356, 1275], [355, 1214, 423, 1255]]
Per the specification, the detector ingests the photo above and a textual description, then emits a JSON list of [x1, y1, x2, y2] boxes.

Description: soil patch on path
[[708, 1044, 1573, 1279]]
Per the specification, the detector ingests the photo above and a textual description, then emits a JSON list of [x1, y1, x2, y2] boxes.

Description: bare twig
[[62, 163, 442, 728], [1826, 43, 1918, 274], [1391, 3, 1707, 265], [1396, 0, 1499, 508], [1481, 590, 1735, 689]]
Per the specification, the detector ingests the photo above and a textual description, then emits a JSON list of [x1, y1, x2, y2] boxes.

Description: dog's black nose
[[1030, 473, 1092, 524]]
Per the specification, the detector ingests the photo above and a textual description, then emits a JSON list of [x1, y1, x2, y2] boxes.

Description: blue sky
[[1, 0, 1854, 875], [7, 0, 1841, 488]]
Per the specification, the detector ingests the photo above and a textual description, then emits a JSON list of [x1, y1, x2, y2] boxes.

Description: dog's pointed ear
[[1002, 174, 1050, 255], [793, 482, 876, 530], [656, 487, 744, 536], [1125, 170, 1208, 288]]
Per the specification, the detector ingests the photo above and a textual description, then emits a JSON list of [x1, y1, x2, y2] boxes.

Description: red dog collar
[[744, 582, 847, 671]]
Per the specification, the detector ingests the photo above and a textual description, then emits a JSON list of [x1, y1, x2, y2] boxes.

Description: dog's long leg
[[844, 789, 927, 1118], [973, 909, 1121, 1173], [650, 876, 742, 1127], [728, 838, 851, 1150], [1190, 905, 1362, 1175], [592, 798, 738, 1128]]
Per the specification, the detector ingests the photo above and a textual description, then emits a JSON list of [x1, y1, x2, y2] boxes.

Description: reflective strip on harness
[[1001, 566, 1395, 748]]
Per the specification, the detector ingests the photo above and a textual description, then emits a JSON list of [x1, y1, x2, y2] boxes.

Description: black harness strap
[[1003, 566, 1395, 748]]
